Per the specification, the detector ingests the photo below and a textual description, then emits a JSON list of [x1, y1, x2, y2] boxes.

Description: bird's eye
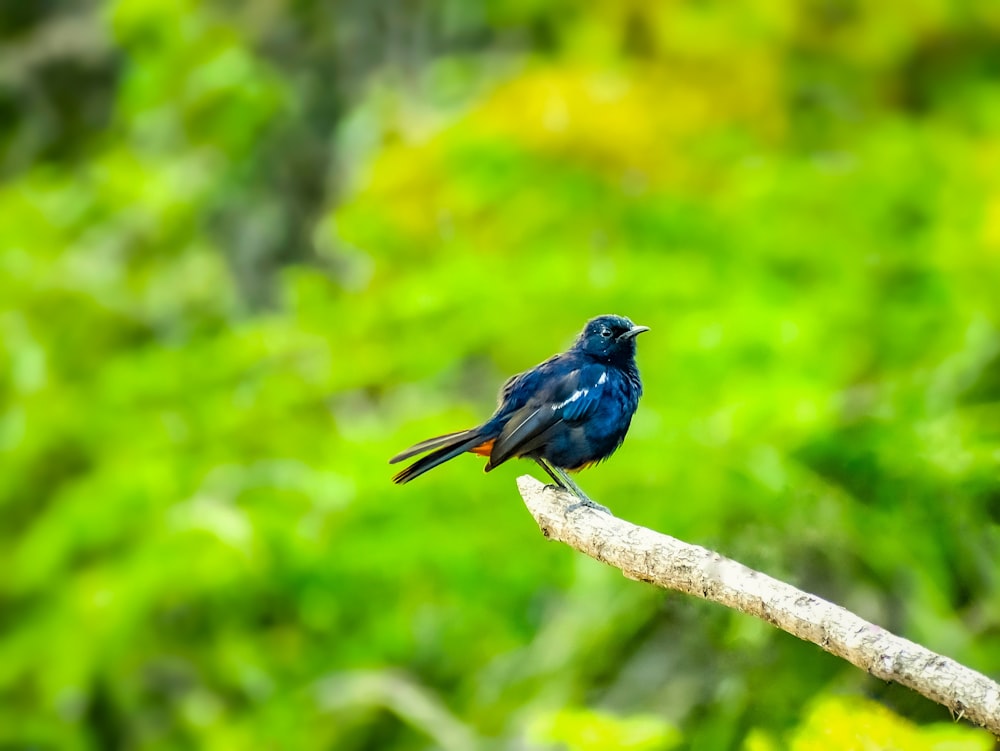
[[600, 329, 612, 338]]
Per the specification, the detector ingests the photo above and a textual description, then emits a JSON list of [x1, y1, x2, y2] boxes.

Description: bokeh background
[[3, 1, 1000, 749]]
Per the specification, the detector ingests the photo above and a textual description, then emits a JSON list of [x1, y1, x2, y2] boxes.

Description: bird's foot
[[565, 497, 611, 515], [540, 482, 611, 514]]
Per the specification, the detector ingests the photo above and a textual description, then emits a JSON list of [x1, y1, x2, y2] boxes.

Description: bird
[[389, 314, 648, 511]]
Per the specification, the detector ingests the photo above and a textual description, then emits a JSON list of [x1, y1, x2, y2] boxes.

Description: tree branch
[[517, 475, 1000, 735]]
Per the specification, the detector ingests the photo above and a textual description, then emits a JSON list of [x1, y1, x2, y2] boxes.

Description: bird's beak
[[618, 325, 650, 341]]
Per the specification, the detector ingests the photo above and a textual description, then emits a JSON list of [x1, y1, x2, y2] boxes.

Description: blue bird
[[389, 315, 648, 511]]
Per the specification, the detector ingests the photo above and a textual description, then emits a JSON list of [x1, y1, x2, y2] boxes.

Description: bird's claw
[[565, 498, 611, 515]]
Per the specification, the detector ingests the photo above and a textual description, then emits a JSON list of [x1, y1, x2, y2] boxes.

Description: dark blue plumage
[[389, 315, 647, 509]]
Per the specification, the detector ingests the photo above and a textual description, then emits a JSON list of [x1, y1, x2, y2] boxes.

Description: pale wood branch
[[517, 475, 1000, 735]]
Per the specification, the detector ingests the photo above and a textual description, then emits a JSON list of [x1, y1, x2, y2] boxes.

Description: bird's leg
[[533, 458, 611, 515], [552, 465, 611, 515], [533, 457, 569, 490]]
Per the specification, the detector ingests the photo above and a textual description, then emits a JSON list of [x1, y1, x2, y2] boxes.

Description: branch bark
[[517, 475, 1000, 735]]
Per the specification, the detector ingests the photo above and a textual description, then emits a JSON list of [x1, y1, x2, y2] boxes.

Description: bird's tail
[[389, 428, 495, 484]]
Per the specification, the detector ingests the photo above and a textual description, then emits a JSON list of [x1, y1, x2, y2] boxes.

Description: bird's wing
[[486, 362, 607, 468], [494, 352, 567, 412], [496, 370, 527, 408]]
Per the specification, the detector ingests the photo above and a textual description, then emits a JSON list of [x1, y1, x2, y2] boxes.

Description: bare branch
[[517, 475, 1000, 735]]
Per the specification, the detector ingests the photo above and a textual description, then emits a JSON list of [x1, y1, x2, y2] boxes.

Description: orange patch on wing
[[469, 439, 495, 457]]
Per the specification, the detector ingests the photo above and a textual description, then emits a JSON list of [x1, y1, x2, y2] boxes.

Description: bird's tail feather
[[389, 430, 471, 465], [390, 430, 491, 484]]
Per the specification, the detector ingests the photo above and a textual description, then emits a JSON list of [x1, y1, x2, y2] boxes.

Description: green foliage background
[[2, 1, 1000, 748]]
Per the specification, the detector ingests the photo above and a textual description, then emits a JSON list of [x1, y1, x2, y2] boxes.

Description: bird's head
[[575, 315, 649, 363]]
